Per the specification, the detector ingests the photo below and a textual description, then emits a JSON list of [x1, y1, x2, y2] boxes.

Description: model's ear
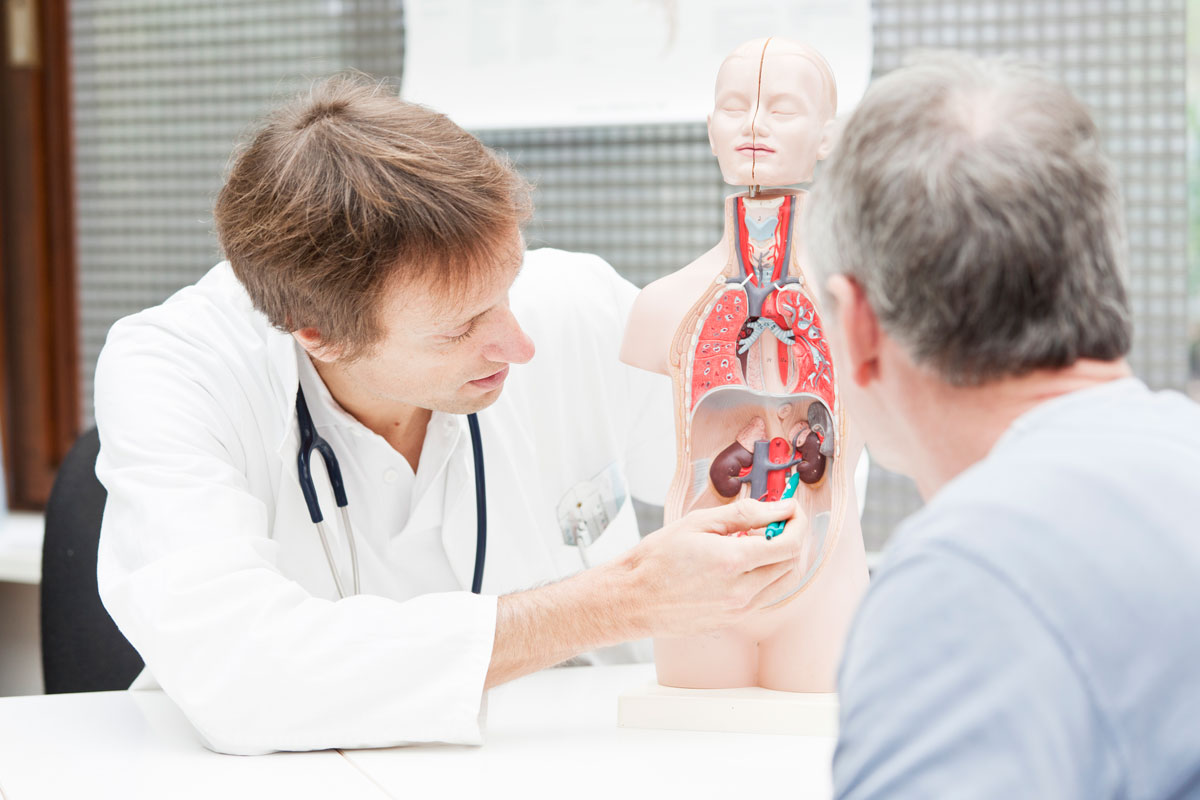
[[707, 113, 717, 157], [292, 327, 343, 363], [824, 274, 880, 388], [815, 117, 839, 161]]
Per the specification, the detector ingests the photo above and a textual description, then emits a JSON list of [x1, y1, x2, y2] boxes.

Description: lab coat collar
[[202, 261, 303, 456], [268, 327, 302, 457]]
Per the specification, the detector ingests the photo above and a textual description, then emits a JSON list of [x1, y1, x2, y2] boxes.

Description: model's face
[[709, 51, 831, 187], [333, 234, 535, 416]]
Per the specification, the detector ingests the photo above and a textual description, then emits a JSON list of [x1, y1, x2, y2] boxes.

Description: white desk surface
[[0, 513, 42, 585], [345, 663, 836, 798], [0, 690, 389, 800], [0, 664, 835, 800]]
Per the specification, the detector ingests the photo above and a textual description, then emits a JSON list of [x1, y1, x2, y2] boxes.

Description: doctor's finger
[[737, 516, 809, 570], [688, 498, 797, 536]]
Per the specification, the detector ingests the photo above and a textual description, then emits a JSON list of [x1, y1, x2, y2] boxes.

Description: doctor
[[94, 75, 808, 755]]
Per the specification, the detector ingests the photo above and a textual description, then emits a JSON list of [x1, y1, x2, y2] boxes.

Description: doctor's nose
[[482, 308, 535, 365]]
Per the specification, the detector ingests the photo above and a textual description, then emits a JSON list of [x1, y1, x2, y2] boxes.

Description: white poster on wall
[[402, 0, 872, 130]]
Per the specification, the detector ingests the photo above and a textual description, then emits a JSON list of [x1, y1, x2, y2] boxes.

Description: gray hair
[[805, 52, 1132, 386]]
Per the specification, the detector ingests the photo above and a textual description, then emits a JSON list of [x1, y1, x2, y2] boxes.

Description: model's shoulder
[[644, 244, 725, 296]]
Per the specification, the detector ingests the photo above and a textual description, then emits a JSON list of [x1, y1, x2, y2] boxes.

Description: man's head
[[708, 37, 838, 187], [215, 75, 535, 414], [805, 53, 1132, 471]]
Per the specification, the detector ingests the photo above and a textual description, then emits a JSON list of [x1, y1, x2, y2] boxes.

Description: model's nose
[[750, 104, 770, 138]]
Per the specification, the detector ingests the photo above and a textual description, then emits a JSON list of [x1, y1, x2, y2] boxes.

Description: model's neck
[[311, 357, 432, 472], [905, 358, 1133, 499], [718, 189, 804, 245]]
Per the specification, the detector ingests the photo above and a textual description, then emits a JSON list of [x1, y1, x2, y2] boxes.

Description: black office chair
[[40, 427, 144, 693]]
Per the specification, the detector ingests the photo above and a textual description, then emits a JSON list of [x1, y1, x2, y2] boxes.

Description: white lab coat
[[94, 249, 675, 755]]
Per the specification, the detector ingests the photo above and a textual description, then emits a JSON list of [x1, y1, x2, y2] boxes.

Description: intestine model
[[619, 37, 869, 692]]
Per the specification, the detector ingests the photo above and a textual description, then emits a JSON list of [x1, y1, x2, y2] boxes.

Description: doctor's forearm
[[484, 556, 645, 689]]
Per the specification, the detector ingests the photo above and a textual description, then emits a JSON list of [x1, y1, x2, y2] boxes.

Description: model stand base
[[617, 682, 838, 737]]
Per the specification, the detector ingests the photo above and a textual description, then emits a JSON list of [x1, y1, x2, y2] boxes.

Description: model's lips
[[468, 365, 509, 390], [736, 144, 776, 155]]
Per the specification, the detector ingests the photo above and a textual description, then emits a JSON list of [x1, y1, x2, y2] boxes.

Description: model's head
[[805, 52, 1132, 469], [215, 74, 535, 413], [708, 37, 838, 188]]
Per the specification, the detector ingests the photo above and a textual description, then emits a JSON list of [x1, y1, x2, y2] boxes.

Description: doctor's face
[[338, 233, 536, 416]]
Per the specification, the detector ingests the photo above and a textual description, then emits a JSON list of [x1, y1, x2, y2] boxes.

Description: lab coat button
[[383, 468, 398, 484]]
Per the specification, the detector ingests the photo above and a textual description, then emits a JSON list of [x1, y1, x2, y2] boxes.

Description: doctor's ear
[[824, 274, 881, 388], [292, 327, 344, 363], [815, 117, 840, 161]]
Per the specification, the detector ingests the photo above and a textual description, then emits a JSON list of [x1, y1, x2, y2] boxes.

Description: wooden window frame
[[1, 0, 79, 510]]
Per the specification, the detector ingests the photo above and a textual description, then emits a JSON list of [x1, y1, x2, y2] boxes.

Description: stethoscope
[[294, 386, 488, 599]]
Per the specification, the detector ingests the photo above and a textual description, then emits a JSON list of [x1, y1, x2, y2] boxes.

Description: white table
[[0, 664, 836, 799], [0, 690, 389, 800], [346, 664, 836, 798]]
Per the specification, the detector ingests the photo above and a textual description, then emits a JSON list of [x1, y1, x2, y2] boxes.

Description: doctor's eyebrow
[[435, 253, 525, 333]]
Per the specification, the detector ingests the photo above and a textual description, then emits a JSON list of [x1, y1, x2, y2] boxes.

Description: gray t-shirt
[[834, 378, 1200, 800]]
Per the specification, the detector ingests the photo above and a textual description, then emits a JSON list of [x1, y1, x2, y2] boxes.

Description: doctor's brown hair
[[214, 74, 532, 359]]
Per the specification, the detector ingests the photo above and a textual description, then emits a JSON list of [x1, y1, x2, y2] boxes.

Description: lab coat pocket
[[573, 496, 640, 568], [555, 462, 638, 569]]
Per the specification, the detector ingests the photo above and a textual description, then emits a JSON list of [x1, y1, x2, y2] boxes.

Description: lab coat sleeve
[[94, 314, 497, 755]]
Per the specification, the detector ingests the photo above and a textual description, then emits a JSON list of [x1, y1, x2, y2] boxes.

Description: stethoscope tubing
[[296, 386, 487, 599]]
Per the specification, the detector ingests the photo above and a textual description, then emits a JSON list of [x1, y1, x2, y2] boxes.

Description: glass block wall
[[861, 0, 1189, 547], [71, 0, 1189, 550], [71, 0, 405, 420]]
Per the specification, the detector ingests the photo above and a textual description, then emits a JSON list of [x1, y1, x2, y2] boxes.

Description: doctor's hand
[[617, 498, 810, 638]]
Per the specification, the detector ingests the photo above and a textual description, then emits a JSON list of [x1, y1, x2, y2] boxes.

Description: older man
[[806, 54, 1200, 798]]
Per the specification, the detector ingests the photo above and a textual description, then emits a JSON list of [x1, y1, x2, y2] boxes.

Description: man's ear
[[825, 274, 880, 388], [292, 327, 343, 363], [815, 117, 839, 161], [706, 113, 716, 157]]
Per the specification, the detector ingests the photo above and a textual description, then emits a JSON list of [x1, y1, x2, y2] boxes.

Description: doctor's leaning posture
[[93, 76, 809, 755], [806, 54, 1200, 798]]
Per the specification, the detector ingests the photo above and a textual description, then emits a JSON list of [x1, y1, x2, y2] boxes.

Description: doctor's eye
[[444, 320, 479, 344]]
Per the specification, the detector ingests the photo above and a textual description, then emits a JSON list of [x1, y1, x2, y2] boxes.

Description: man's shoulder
[[95, 261, 289, 427], [893, 379, 1200, 558], [101, 262, 274, 364]]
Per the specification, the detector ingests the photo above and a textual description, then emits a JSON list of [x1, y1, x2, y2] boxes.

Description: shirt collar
[[992, 376, 1146, 453]]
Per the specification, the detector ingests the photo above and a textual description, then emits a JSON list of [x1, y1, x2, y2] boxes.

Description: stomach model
[[667, 192, 847, 594]]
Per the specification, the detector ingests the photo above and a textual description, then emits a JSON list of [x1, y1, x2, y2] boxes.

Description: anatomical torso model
[[620, 38, 869, 692]]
